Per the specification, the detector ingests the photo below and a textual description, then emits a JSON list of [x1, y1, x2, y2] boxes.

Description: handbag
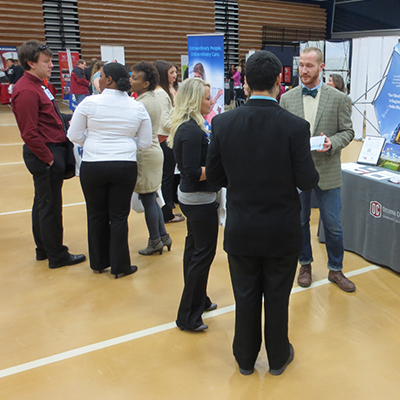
[[63, 137, 76, 180], [131, 193, 145, 213], [58, 112, 75, 180], [216, 188, 227, 227], [131, 188, 165, 214]]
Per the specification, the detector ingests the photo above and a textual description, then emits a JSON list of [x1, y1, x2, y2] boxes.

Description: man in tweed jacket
[[280, 47, 355, 292]]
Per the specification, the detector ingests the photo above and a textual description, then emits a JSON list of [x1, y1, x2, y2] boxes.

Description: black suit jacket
[[207, 98, 319, 257]]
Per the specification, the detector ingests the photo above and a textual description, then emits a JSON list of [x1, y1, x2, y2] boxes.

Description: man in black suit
[[207, 51, 319, 376]]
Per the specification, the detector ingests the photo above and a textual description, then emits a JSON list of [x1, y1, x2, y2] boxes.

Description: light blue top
[[91, 71, 101, 95], [250, 95, 278, 102]]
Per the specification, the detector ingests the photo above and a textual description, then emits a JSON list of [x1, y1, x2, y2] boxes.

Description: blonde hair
[[168, 78, 210, 147]]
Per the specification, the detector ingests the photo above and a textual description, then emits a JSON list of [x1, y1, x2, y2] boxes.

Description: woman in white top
[[68, 62, 152, 278], [153, 60, 184, 224]]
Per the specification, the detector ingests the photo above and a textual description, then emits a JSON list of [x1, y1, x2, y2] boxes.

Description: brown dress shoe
[[297, 264, 312, 287], [328, 270, 356, 292]]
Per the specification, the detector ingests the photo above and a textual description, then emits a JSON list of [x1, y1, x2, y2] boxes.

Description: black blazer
[[173, 119, 218, 193], [207, 98, 319, 257]]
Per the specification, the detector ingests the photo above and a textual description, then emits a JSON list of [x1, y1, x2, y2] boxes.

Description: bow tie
[[302, 87, 318, 98]]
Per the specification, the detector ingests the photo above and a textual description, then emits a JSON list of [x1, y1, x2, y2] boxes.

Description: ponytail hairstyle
[[103, 62, 131, 92]]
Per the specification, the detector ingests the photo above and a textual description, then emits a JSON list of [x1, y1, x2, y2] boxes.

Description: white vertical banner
[[365, 37, 384, 136], [181, 55, 188, 82], [350, 38, 366, 139], [100, 46, 125, 65]]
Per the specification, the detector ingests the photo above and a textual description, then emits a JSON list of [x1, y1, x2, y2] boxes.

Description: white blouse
[[67, 89, 152, 162]]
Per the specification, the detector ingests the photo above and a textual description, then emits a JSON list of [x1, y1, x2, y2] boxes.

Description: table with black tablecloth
[[319, 166, 400, 273]]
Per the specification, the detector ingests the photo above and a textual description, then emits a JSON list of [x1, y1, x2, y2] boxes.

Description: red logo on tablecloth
[[370, 201, 381, 218]]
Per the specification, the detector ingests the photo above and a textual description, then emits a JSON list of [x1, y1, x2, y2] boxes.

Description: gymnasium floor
[[1, 102, 399, 399]]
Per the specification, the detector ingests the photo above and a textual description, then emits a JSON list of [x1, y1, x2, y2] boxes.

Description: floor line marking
[[0, 264, 380, 379], [0, 161, 24, 166], [0, 202, 85, 216], [0, 143, 22, 146]]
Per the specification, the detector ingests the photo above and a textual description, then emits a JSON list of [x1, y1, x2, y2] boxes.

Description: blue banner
[[187, 34, 224, 122], [375, 43, 400, 170], [375, 43, 400, 139]]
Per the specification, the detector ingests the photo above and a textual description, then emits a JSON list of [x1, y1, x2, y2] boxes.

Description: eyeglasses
[[36, 45, 50, 52]]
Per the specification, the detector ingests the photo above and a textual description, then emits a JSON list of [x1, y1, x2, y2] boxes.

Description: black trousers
[[80, 161, 137, 274], [23, 144, 69, 264], [160, 140, 176, 222], [176, 202, 218, 330], [228, 253, 298, 370]]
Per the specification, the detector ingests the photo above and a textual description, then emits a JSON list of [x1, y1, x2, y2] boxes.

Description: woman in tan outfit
[[131, 62, 172, 255]]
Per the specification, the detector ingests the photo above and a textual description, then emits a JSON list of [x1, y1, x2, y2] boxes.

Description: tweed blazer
[[134, 91, 164, 194], [280, 83, 354, 190]]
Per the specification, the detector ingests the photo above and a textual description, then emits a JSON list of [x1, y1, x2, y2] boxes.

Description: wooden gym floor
[[0, 102, 399, 399]]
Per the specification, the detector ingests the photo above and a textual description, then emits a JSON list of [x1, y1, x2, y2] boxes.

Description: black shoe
[[193, 324, 208, 332], [49, 254, 86, 269], [176, 321, 208, 332], [113, 265, 138, 279], [204, 303, 218, 312], [92, 267, 110, 274], [269, 344, 294, 375], [239, 367, 254, 376]]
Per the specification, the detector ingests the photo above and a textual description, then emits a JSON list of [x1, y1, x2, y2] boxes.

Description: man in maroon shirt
[[70, 59, 89, 105], [12, 40, 86, 269]]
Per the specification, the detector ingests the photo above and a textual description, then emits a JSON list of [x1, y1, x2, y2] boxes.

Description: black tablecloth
[[319, 166, 400, 272]]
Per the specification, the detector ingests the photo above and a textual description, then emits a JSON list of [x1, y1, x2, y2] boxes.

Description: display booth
[[320, 164, 400, 273], [351, 36, 399, 139]]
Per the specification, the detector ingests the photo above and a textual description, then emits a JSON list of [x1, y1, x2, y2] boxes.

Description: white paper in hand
[[310, 136, 325, 151]]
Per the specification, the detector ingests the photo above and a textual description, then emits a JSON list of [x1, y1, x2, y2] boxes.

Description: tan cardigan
[[134, 91, 164, 194]]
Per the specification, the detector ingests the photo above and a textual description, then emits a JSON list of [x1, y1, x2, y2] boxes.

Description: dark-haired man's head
[[245, 51, 282, 94], [18, 40, 53, 72], [77, 59, 87, 70]]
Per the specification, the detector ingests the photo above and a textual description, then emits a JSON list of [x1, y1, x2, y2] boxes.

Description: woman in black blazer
[[169, 78, 219, 332]]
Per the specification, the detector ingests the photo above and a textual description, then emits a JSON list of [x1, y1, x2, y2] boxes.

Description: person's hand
[[317, 133, 332, 152]]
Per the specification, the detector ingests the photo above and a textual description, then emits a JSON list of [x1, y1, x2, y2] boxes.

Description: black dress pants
[[80, 161, 137, 274], [23, 144, 69, 264], [160, 140, 176, 222], [228, 253, 298, 370], [176, 202, 218, 330]]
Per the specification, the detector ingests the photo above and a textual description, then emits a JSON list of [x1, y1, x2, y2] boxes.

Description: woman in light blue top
[[90, 60, 105, 95]]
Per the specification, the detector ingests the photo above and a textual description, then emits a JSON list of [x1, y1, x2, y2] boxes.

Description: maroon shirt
[[70, 66, 89, 95], [12, 72, 66, 164]]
